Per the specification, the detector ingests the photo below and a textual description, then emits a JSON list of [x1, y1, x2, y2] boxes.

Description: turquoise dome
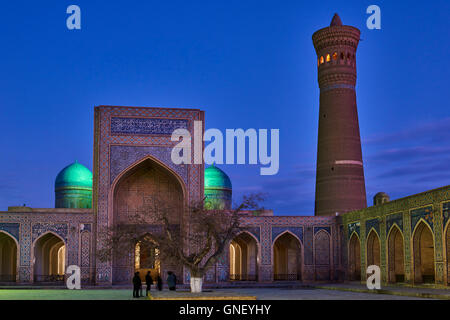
[[204, 165, 232, 210], [55, 161, 93, 189], [205, 165, 232, 190], [55, 161, 93, 209]]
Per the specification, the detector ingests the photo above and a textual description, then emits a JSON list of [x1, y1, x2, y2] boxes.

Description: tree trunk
[[190, 277, 203, 293], [189, 269, 204, 293]]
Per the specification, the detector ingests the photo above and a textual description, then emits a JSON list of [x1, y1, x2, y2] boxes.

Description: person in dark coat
[[145, 271, 153, 296], [167, 271, 176, 291], [156, 274, 163, 291], [132, 272, 142, 298]]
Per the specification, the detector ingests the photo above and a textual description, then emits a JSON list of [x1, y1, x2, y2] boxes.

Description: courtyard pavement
[[0, 281, 448, 300], [0, 287, 437, 300], [312, 282, 450, 300], [0, 289, 143, 300], [149, 287, 431, 300]]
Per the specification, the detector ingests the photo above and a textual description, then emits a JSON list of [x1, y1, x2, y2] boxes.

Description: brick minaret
[[312, 14, 367, 216]]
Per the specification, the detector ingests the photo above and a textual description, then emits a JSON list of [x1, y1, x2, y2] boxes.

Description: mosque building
[[0, 14, 449, 287]]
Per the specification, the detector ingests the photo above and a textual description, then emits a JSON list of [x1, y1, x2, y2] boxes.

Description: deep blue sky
[[0, 1, 449, 214]]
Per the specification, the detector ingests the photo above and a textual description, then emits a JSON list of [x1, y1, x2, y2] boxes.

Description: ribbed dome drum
[[55, 161, 93, 209]]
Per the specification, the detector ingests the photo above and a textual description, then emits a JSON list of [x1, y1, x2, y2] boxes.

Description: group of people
[[132, 271, 178, 298]]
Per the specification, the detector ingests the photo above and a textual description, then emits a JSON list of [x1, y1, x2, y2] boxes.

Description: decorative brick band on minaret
[[312, 14, 367, 216]]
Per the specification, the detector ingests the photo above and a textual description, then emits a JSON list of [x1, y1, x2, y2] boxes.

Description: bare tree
[[97, 193, 265, 291]]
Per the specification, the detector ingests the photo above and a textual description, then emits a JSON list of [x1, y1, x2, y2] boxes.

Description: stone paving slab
[[313, 282, 450, 300]]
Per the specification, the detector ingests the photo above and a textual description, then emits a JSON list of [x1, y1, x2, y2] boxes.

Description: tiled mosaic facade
[[0, 209, 93, 283], [341, 186, 450, 286], [1, 106, 449, 288]]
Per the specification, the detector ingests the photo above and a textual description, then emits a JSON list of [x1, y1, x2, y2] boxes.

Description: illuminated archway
[[135, 234, 160, 282], [387, 225, 405, 283], [412, 221, 435, 284], [229, 232, 259, 281], [33, 233, 65, 282], [111, 157, 185, 283], [348, 232, 361, 281], [0, 232, 18, 282], [273, 232, 302, 281]]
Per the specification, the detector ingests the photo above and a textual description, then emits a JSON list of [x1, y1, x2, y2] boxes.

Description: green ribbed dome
[[204, 165, 232, 210], [205, 165, 232, 190], [55, 161, 93, 209], [55, 161, 93, 189]]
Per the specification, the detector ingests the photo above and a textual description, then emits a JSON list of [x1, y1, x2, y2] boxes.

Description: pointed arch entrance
[[111, 157, 186, 283], [273, 232, 302, 281], [229, 232, 259, 281], [0, 232, 18, 282], [413, 221, 435, 284], [135, 234, 161, 282], [33, 233, 65, 283], [387, 225, 405, 283], [366, 229, 381, 268], [348, 233, 361, 281]]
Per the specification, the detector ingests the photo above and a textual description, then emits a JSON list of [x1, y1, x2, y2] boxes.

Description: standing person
[[167, 271, 176, 291], [145, 271, 153, 296], [156, 274, 163, 291], [132, 272, 142, 298]]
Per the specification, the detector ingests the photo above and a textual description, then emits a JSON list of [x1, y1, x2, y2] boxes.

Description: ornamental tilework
[[0, 223, 20, 240], [348, 222, 360, 239], [365, 218, 380, 236], [67, 223, 78, 266], [217, 267, 229, 282], [19, 267, 31, 283], [244, 227, 261, 242], [314, 230, 331, 266], [0, 211, 93, 280], [411, 206, 433, 231], [314, 226, 331, 235], [260, 225, 272, 265], [204, 268, 216, 283], [111, 117, 189, 135], [386, 212, 403, 235], [32, 223, 68, 242], [109, 145, 188, 186], [304, 227, 313, 265], [94, 106, 205, 283], [80, 231, 91, 268], [271, 226, 303, 243], [20, 222, 32, 267], [443, 201, 450, 230]]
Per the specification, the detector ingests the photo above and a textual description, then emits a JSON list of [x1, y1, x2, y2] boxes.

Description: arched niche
[[387, 225, 405, 283], [33, 232, 65, 283], [273, 232, 302, 281], [412, 220, 435, 284], [112, 157, 186, 226], [348, 232, 361, 281], [229, 232, 259, 281], [366, 229, 381, 268], [0, 231, 18, 282]]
